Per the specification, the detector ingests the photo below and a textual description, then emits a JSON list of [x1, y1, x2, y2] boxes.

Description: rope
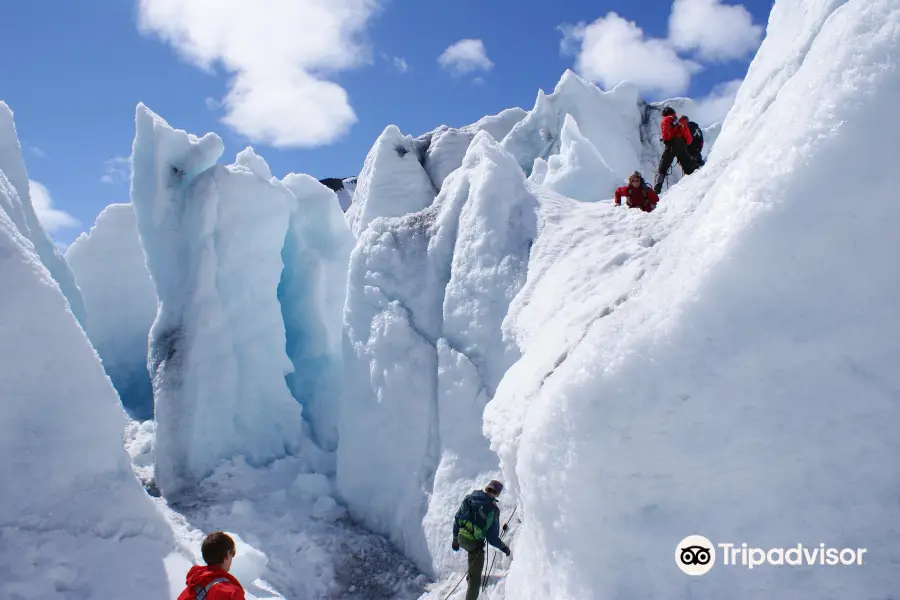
[[481, 504, 518, 594]]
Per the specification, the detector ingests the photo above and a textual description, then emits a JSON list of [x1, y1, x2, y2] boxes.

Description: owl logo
[[675, 535, 716, 575]]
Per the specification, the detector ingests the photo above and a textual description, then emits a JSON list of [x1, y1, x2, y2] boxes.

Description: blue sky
[[1, 0, 773, 246]]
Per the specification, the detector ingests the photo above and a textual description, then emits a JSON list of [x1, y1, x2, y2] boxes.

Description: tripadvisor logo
[[675, 535, 867, 575]]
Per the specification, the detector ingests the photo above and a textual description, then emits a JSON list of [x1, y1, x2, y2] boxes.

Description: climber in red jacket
[[615, 171, 660, 212], [177, 532, 245, 600], [653, 107, 697, 194]]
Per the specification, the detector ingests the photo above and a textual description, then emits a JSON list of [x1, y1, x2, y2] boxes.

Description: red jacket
[[177, 566, 244, 600], [615, 185, 659, 211], [661, 115, 693, 145]]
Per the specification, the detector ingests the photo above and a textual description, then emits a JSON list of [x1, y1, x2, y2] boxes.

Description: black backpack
[[688, 121, 703, 149]]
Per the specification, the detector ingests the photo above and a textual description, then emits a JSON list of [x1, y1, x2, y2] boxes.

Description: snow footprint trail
[[126, 422, 428, 600]]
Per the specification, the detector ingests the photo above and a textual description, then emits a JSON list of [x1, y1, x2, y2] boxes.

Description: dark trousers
[[458, 537, 486, 600], [654, 138, 697, 193]]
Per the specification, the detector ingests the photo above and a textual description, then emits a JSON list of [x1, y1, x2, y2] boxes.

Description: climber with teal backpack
[[452, 480, 511, 600]]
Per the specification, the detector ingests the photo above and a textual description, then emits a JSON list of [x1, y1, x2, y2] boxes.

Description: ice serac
[[346, 125, 436, 237], [337, 132, 537, 575], [0, 173, 174, 598], [130, 104, 306, 498], [501, 71, 643, 181], [419, 107, 528, 191], [542, 114, 617, 202], [66, 203, 157, 420], [485, 0, 900, 597], [280, 173, 355, 452], [0, 101, 86, 325]]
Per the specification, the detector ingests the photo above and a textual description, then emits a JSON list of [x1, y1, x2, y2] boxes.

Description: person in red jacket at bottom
[[177, 532, 245, 600], [653, 106, 697, 194], [615, 171, 660, 212]]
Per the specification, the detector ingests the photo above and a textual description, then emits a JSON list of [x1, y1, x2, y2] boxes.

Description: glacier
[[66, 202, 157, 420], [337, 131, 538, 575], [130, 104, 351, 498], [0, 141, 175, 598], [0, 101, 87, 326]]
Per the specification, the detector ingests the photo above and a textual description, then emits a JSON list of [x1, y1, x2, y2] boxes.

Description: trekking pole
[[481, 504, 519, 593]]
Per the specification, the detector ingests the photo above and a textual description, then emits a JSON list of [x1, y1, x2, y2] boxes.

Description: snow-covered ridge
[[0, 113, 176, 598], [0, 101, 86, 326]]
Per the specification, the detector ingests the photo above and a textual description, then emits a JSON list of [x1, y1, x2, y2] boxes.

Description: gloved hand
[[501, 523, 509, 533], [502, 545, 511, 558], [452, 539, 459, 552]]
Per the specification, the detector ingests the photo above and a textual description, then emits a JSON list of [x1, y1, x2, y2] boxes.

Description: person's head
[[628, 171, 643, 187], [661, 106, 676, 117], [484, 480, 504, 498], [201, 532, 236, 571], [680, 114, 690, 122]]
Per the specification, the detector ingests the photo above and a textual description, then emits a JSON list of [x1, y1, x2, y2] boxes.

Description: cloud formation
[[560, 0, 762, 98], [438, 39, 494, 76], [137, 0, 379, 148], [669, 0, 763, 61], [100, 156, 131, 185], [693, 78, 743, 125], [392, 56, 409, 73], [561, 13, 700, 96], [29, 180, 79, 233]]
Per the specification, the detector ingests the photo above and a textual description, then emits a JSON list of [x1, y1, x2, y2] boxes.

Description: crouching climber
[[452, 480, 511, 600], [653, 106, 697, 194], [615, 171, 660, 212], [177, 532, 245, 599]]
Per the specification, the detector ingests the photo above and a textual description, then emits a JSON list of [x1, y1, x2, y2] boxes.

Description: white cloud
[[669, 0, 763, 61], [28, 146, 48, 159], [136, 0, 379, 148], [438, 39, 494, 76], [392, 56, 409, 73], [693, 78, 743, 125], [29, 180, 79, 233], [100, 156, 131, 184], [205, 96, 221, 110], [560, 13, 700, 96]]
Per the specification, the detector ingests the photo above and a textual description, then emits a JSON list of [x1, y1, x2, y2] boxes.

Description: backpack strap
[[194, 577, 230, 600]]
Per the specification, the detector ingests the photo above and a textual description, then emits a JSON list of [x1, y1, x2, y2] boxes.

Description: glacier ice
[[280, 172, 355, 452], [482, 0, 900, 598], [0, 153, 174, 598], [66, 203, 157, 420], [542, 114, 617, 202], [337, 131, 538, 575], [346, 125, 437, 238], [130, 104, 309, 497], [0, 101, 86, 325]]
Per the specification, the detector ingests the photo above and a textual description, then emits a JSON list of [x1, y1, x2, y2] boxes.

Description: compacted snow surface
[[2, 0, 899, 597]]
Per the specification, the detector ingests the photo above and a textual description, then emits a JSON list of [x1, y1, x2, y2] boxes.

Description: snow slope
[[0, 101, 86, 325], [480, 0, 900, 598], [131, 105, 325, 498], [338, 131, 538, 575], [0, 161, 174, 598], [66, 202, 157, 420]]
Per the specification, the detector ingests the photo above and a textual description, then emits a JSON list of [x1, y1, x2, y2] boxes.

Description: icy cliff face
[[130, 104, 350, 497], [480, 0, 900, 598], [0, 101, 86, 325], [337, 131, 538, 574], [0, 143, 174, 598], [66, 203, 157, 420]]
